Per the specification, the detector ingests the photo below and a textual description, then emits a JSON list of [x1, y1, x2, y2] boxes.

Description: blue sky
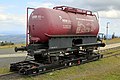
[[0, 0, 120, 36]]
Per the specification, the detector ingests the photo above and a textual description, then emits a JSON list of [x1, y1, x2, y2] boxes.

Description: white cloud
[[27, 2, 55, 8], [0, 5, 25, 24], [0, 13, 25, 25], [0, 5, 25, 34], [0, 14, 7, 21], [98, 10, 120, 18], [0, 1, 120, 35], [27, 0, 120, 18], [0, 6, 7, 12]]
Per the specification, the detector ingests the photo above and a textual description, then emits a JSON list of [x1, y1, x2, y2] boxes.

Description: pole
[[26, 7, 35, 46], [26, 8, 28, 46], [106, 22, 110, 44]]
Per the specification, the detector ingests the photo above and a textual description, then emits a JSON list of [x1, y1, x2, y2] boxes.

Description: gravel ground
[[0, 48, 15, 55], [100, 43, 120, 50], [0, 57, 25, 68], [0, 48, 27, 68]]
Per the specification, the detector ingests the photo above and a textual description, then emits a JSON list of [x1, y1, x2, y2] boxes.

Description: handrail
[[53, 6, 92, 15], [26, 7, 35, 46]]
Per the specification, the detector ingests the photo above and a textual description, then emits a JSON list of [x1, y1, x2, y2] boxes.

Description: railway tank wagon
[[11, 6, 105, 75], [29, 6, 99, 49]]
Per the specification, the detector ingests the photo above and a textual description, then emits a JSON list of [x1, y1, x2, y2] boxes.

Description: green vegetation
[[0, 38, 120, 79], [0, 41, 14, 46], [0, 49, 120, 80], [18, 56, 120, 80], [0, 67, 10, 74], [102, 38, 120, 44], [0, 44, 25, 49]]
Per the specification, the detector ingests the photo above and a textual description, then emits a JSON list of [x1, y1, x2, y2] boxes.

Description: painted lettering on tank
[[77, 21, 81, 26], [58, 16, 72, 29], [59, 16, 62, 20], [76, 18, 96, 33], [76, 24, 86, 33], [62, 19, 71, 24], [32, 15, 44, 20], [76, 23, 93, 33], [62, 19, 71, 29], [76, 18, 94, 22], [86, 22, 96, 32], [32, 15, 37, 19], [63, 25, 71, 29]]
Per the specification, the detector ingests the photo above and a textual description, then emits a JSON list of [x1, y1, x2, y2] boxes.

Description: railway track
[[103, 53, 120, 58], [99, 46, 120, 53], [0, 46, 120, 79], [99, 46, 120, 58], [0, 73, 20, 80]]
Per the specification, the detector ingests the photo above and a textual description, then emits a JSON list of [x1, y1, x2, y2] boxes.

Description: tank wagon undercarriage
[[11, 37, 105, 75], [10, 6, 105, 75]]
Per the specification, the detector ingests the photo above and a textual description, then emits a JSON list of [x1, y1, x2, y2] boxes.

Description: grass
[[0, 67, 10, 74], [0, 44, 25, 49], [0, 38, 120, 79], [102, 38, 120, 44], [0, 56, 119, 80], [0, 49, 119, 80], [16, 56, 120, 80]]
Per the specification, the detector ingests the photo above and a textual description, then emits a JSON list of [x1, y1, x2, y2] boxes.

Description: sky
[[0, 0, 120, 36]]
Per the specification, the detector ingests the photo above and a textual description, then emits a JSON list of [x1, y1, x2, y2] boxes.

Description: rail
[[0, 73, 19, 79]]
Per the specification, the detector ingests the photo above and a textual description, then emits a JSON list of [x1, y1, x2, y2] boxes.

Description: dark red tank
[[29, 6, 99, 43]]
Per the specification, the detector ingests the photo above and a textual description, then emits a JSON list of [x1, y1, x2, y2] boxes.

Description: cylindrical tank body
[[29, 6, 99, 43]]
